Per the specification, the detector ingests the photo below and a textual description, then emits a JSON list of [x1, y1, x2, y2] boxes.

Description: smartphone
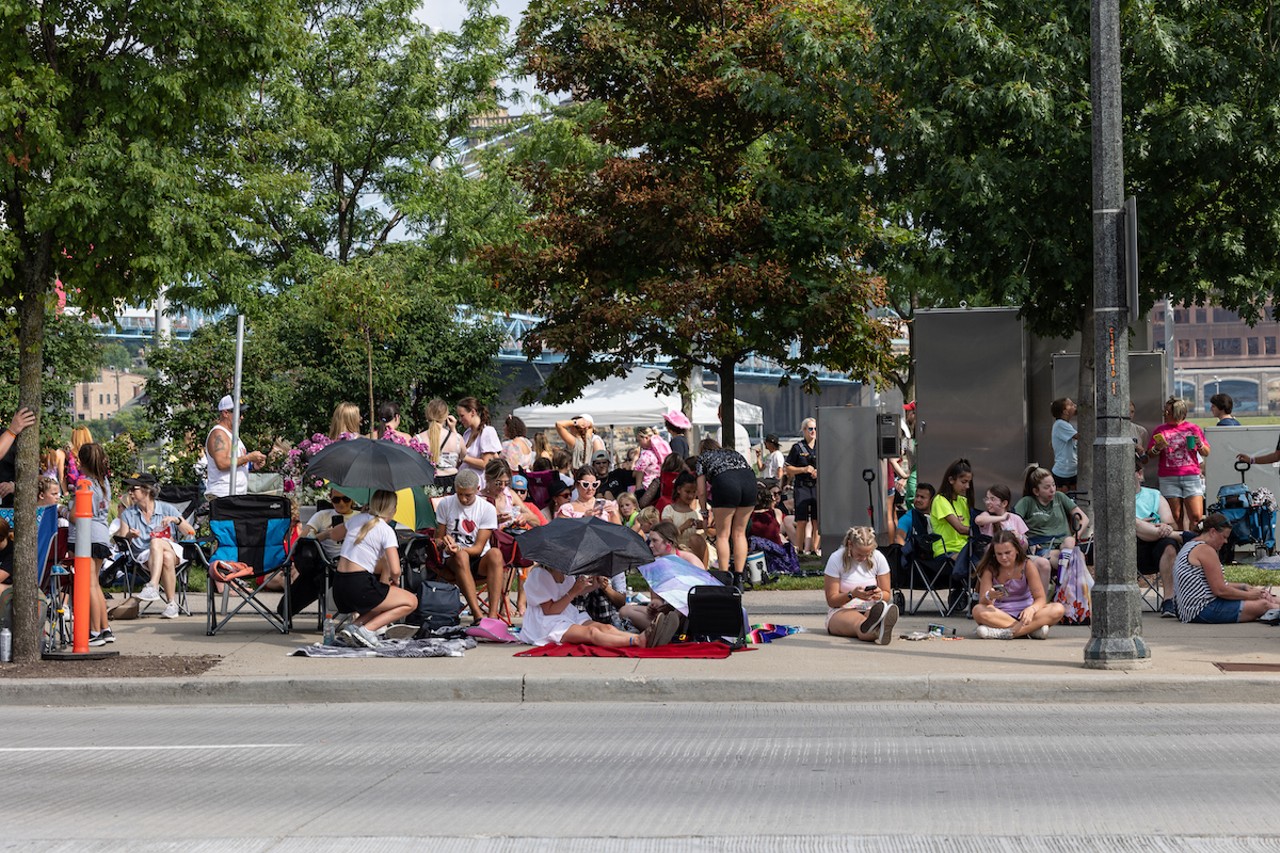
[[863, 585, 878, 592], [992, 583, 1006, 596]]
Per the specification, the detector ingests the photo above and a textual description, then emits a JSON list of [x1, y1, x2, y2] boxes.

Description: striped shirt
[[1173, 539, 1217, 624]]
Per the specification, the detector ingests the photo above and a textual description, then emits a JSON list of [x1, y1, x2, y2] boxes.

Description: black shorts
[[1136, 536, 1180, 574], [90, 543, 112, 560], [1052, 472, 1077, 490], [434, 474, 456, 493], [794, 484, 818, 522], [708, 468, 756, 508], [332, 570, 390, 614]]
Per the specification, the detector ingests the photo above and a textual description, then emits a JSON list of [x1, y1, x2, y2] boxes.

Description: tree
[[144, 289, 503, 469], [486, 0, 898, 436], [229, 0, 511, 286], [0, 308, 101, 441], [0, 1, 293, 662], [867, 0, 1280, 486]]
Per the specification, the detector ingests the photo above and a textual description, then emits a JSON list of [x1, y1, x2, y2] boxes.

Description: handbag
[[1054, 547, 1093, 625]]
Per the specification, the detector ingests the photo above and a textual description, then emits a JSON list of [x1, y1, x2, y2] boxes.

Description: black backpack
[[410, 580, 463, 635]]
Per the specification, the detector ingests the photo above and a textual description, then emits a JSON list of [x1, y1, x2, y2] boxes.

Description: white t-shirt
[[305, 507, 355, 559], [762, 449, 785, 481], [461, 425, 503, 486], [436, 494, 498, 557], [338, 512, 399, 574], [518, 566, 590, 646], [204, 424, 248, 497], [823, 548, 890, 618]]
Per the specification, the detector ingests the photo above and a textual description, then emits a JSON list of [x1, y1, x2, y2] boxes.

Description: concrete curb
[[5, 672, 1280, 706]]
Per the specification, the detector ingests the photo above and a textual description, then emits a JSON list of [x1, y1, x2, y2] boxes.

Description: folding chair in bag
[[200, 494, 294, 635]]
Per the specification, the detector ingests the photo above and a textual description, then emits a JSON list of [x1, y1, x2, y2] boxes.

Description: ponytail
[[354, 490, 397, 546]]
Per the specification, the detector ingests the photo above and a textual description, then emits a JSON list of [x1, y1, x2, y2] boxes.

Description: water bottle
[[323, 615, 336, 646], [0, 627, 11, 662]]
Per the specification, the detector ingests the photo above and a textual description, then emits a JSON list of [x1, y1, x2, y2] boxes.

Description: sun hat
[[663, 410, 691, 430]]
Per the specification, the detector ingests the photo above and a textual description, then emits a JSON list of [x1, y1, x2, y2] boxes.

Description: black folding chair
[[899, 530, 958, 616], [199, 494, 295, 635], [685, 584, 748, 647]]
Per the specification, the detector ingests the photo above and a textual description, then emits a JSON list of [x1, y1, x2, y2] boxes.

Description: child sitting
[[519, 565, 679, 648]]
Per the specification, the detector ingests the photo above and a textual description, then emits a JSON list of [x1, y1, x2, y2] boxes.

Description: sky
[[419, 0, 538, 111]]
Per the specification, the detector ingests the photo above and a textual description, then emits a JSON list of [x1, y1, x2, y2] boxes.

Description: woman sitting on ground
[[327, 490, 417, 648], [117, 473, 196, 619], [557, 465, 622, 523], [1014, 465, 1090, 589], [823, 526, 899, 645], [971, 530, 1065, 639], [748, 480, 801, 577], [1174, 512, 1279, 624], [519, 564, 680, 648]]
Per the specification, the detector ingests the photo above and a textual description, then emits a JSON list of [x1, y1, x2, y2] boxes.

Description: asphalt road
[[4, 701, 1279, 851]]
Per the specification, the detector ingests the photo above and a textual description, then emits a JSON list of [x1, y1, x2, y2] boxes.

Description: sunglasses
[[578, 481, 599, 490], [513, 488, 528, 494], [330, 496, 353, 504]]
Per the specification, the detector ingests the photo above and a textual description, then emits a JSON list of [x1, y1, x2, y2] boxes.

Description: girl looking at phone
[[971, 530, 1064, 640], [823, 526, 898, 645]]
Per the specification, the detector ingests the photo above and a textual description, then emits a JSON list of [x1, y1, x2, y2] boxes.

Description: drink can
[[927, 623, 945, 637]]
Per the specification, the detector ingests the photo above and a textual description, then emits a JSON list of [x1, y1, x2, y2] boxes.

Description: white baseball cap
[[218, 395, 245, 412]]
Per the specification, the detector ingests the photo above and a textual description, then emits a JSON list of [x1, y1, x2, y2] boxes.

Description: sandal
[[646, 611, 680, 647]]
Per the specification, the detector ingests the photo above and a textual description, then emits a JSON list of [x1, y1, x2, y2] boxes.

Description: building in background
[[1154, 299, 1280, 413], [72, 369, 146, 421]]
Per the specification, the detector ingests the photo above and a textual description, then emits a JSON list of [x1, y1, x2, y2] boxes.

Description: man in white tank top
[[205, 395, 266, 498]]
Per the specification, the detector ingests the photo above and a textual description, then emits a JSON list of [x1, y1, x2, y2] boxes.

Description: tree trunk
[[681, 366, 699, 450], [718, 355, 736, 454], [366, 334, 375, 438], [1075, 298, 1097, 499], [12, 239, 49, 664]]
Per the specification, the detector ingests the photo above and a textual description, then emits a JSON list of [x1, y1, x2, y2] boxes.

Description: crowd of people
[[3, 388, 1278, 654]]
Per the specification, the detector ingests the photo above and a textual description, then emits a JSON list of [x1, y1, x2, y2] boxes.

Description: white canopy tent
[[512, 368, 763, 433]]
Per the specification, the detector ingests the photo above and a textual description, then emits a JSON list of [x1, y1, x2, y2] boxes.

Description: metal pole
[[228, 315, 245, 496], [1165, 296, 1175, 398], [1084, 0, 1150, 668]]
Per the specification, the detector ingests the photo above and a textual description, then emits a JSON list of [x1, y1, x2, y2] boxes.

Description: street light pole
[[1084, 0, 1150, 669]]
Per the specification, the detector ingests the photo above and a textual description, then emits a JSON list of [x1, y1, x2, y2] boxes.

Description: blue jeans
[[1190, 597, 1242, 624]]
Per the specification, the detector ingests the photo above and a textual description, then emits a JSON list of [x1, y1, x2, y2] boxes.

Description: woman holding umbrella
[[328, 490, 417, 648]]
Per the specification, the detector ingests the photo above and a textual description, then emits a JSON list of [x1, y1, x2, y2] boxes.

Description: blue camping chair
[[200, 494, 294, 635], [0, 506, 65, 650]]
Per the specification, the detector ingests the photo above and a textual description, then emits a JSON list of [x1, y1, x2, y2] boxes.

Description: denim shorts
[[1159, 475, 1205, 499], [1190, 597, 1242, 624]]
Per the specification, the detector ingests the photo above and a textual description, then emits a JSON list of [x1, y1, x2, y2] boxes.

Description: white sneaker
[[876, 603, 899, 645], [1030, 624, 1050, 640], [160, 601, 180, 619], [137, 584, 161, 602], [976, 625, 1014, 640]]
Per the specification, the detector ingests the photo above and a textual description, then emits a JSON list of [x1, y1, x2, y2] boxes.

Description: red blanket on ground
[[514, 641, 749, 659]]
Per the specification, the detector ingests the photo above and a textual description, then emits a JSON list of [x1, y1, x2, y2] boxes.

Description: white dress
[[518, 567, 590, 646]]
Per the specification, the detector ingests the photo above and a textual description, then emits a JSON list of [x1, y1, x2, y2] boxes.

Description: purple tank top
[[994, 572, 1034, 616]]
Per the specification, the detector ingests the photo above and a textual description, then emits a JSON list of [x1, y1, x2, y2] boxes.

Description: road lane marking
[[0, 743, 302, 753]]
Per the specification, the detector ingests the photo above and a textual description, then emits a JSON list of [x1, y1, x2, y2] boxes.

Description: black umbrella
[[516, 517, 654, 576], [304, 437, 435, 492]]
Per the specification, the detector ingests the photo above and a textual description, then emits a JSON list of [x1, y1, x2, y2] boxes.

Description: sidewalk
[[4, 590, 1280, 706]]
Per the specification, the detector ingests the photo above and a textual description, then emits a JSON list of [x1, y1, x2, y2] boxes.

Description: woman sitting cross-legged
[[824, 526, 899, 645], [117, 473, 196, 619], [328, 490, 417, 648], [519, 566, 680, 648], [1174, 512, 1279, 624], [971, 530, 1065, 639]]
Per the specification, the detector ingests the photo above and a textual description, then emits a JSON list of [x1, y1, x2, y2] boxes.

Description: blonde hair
[[635, 506, 660, 531], [69, 426, 93, 457], [617, 492, 639, 514], [840, 526, 877, 573], [354, 489, 397, 546], [329, 402, 361, 439], [424, 398, 448, 462], [1164, 396, 1188, 422]]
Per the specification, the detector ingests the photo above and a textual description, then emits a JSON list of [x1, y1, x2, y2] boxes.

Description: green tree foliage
[[0, 0, 293, 661], [230, 0, 511, 291], [486, 0, 898, 429], [868, 0, 1280, 332], [0, 307, 100, 442], [144, 291, 503, 476]]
